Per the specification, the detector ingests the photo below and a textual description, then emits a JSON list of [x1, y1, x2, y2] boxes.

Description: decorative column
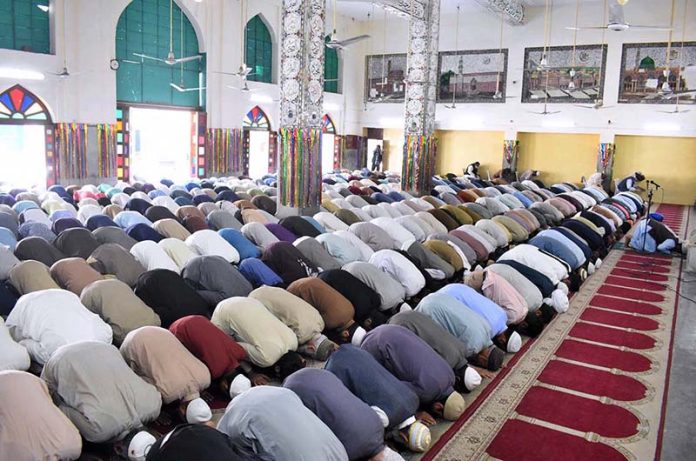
[[402, 0, 440, 195], [597, 143, 615, 190], [278, 0, 325, 211]]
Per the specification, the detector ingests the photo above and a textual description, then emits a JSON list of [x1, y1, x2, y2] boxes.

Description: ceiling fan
[[444, 5, 461, 109], [134, 0, 201, 65], [576, 99, 614, 110], [213, 64, 256, 79], [528, 100, 561, 115], [566, 1, 671, 32], [327, 0, 370, 49]]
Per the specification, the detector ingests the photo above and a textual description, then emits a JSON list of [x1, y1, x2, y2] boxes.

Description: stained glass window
[[0, 85, 50, 122], [0, 0, 51, 54], [322, 114, 335, 134], [243, 106, 270, 130], [245, 15, 273, 84], [325, 36, 339, 93]]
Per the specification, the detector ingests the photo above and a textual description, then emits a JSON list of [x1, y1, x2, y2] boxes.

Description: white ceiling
[[335, 0, 604, 20]]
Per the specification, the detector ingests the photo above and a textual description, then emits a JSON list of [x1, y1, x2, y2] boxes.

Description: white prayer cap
[[556, 282, 569, 295], [128, 431, 156, 461], [399, 302, 413, 313], [464, 366, 482, 391], [595, 257, 603, 269], [588, 262, 596, 275], [229, 374, 252, 399], [506, 331, 522, 353], [351, 326, 367, 346], [546, 289, 569, 313], [185, 398, 212, 424]]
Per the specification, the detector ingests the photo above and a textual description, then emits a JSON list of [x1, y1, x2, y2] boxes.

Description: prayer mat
[[420, 205, 689, 461]]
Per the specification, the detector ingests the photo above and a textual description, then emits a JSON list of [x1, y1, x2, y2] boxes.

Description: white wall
[[0, 0, 354, 133], [345, 0, 696, 139]]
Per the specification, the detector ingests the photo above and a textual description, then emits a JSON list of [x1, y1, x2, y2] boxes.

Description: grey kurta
[[41, 341, 161, 443], [293, 236, 342, 271], [342, 261, 406, 311], [217, 386, 348, 461], [88, 243, 146, 287]]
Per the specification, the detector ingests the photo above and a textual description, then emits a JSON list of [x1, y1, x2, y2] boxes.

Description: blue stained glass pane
[[19, 94, 34, 113], [0, 93, 13, 111]]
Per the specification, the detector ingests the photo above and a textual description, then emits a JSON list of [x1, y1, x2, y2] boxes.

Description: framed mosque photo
[[618, 42, 696, 104], [437, 49, 509, 103], [521, 44, 608, 103], [364, 53, 407, 103]]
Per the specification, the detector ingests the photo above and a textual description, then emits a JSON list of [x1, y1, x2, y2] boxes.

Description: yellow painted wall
[[614, 135, 696, 206], [435, 130, 504, 178], [383, 128, 404, 173], [517, 132, 599, 186]]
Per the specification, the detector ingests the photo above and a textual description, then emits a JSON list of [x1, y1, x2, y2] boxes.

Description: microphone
[[649, 180, 662, 189]]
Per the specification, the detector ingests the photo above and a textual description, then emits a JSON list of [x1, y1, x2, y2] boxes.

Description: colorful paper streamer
[[503, 139, 519, 171], [205, 128, 243, 176], [96, 124, 117, 178], [55, 123, 89, 181], [402, 134, 438, 195], [278, 127, 322, 208]]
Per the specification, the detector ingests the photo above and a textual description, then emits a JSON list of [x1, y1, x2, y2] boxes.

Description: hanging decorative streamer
[[268, 131, 278, 174], [54, 123, 89, 181], [503, 139, 519, 171], [333, 135, 343, 170], [597, 142, 615, 190], [96, 124, 117, 177], [402, 134, 438, 195], [205, 128, 244, 176], [278, 127, 321, 208]]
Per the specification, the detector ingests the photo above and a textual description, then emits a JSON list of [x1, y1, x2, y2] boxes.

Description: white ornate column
[[277, 0, 325, 211], [402, 0, 440, 195]]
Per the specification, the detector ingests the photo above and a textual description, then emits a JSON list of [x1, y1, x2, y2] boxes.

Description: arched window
[[325, 37, 339, 93], [0, 84, 51, 122], [0, 0, 50, 54], [245, 15, 273, 84], [321, 114, 336, 134], [243, 106, 270, 131], [115, 0, 205, 108]]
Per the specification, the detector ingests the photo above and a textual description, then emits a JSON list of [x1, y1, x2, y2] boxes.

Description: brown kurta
[[287, 277, 354, 331]]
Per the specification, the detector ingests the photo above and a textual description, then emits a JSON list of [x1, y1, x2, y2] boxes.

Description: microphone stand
[[641, 181, 655, 254]]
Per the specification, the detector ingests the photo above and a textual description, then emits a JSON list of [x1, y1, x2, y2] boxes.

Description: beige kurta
[[8, 260, 60, 295], [120, 326, 211, 404], [249, 286, 324, 344], [211, 297, 298, 368], [0, 370, 82, 461]]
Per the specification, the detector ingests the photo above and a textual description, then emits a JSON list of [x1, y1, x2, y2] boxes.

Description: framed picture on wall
[[365, 54, 407, 103], [521, 44, 608, 103], [437, 49, 509, 103], [618, 42, 696, 104]]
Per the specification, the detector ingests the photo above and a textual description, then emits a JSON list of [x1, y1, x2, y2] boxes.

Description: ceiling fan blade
[[133, 53, 165, 63], [336, 35, 371, 46], [173, 55, 202, 64], [565, 26, 607, 30], [212, 71, 242, 76], [575, 105, 596, 109], [628, 25, 672, 30], [121, 59, 140, 65]]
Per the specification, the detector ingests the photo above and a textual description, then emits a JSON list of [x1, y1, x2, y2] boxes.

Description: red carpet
[[487, 420, 627, 461], [555, 339, 653, 372], [537, 360, 648, 402], [424, 204, 688, 460], [515, 387, 640, 438], [570, 322, 656, 349], [589, 294, 663, 315], [580, 307, 660, 330]]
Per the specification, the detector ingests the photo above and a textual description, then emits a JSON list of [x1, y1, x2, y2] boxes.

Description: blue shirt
[[415, 293, 493, 357], [549, 227, 592, 260], [513, 191, 534, 208], [437, 284, 508, 336], [530, 231, 585, 269]]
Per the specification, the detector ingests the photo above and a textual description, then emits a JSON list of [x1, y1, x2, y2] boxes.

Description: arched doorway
[[321, 114, 337, 174], [0, 85, 53, 189], [114, 0, 206, 183], [243, 106, 271, 179]]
